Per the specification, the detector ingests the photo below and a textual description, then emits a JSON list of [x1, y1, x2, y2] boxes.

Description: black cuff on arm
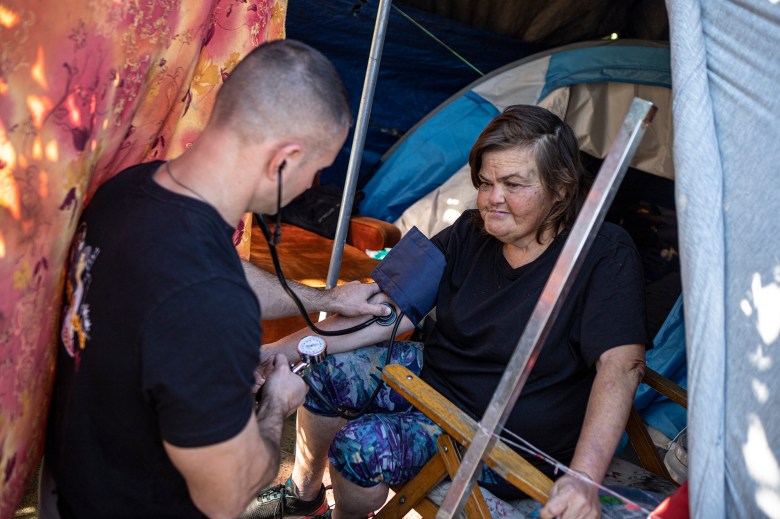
[[371, 226, 446, 326]]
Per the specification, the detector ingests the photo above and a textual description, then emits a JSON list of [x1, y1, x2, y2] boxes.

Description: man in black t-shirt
[[45, 40, 390, 519]]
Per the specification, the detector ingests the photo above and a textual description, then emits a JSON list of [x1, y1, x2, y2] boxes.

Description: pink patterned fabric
[[0, 1, 286, 515]]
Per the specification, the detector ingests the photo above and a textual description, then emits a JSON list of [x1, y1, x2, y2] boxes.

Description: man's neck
[[158, 134, 253, 227]]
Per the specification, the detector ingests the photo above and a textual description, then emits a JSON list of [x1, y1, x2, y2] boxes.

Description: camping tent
[[358, 40, 674, 230]]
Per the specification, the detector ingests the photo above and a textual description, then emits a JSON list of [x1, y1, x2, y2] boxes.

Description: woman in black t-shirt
[[252, 105, 648, 519]]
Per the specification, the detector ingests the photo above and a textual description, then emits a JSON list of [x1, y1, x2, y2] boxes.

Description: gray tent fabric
[[668, 0, 780, 517]]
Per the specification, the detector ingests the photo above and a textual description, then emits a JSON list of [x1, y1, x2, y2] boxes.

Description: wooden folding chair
[[376, 364, 687, 518]]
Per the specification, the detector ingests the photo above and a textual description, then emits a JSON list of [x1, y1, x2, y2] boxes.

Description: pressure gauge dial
[[290, 336, 327, 375]]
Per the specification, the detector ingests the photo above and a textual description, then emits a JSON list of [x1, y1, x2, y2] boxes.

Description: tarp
[[667, 1, 780, 517], [285, 0, 540, 186]]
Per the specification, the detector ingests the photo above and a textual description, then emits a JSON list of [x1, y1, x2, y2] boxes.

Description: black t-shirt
[[45, 162, 262, 518], [421, 210, 647, 477]]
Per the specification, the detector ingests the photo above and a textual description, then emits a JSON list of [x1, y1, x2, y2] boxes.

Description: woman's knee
[[327, 411, 439, 488], [328, 419, 398, 488]]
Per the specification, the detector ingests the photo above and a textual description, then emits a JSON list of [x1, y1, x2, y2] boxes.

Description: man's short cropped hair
[[211, 39, 352, 147]]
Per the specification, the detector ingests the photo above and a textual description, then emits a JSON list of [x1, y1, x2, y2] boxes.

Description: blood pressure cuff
[[370, 226, 445, 326]]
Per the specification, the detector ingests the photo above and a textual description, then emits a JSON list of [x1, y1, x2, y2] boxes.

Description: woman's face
[[476, 147, 557, 249]]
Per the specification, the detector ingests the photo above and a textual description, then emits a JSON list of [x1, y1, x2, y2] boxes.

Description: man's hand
[[539, 473, 600, 519], [324, 281, 390, 317], [253, 359, 273, 393], [243, 261, 392, 319], [255, 353, 307, 417]]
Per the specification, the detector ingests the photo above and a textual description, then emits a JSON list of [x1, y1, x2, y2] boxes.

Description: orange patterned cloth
[[0, 1, 286, 515]]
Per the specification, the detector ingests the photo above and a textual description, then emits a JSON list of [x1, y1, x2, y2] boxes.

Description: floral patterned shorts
[[304, 341, 519, 499]]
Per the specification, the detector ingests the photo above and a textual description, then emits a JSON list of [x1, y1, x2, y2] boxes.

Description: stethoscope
[[253, 162, 404, 419]]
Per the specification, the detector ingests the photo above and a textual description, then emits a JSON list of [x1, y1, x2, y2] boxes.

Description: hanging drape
[[0, 1, 286, 515], [667, 0, 780, 517]]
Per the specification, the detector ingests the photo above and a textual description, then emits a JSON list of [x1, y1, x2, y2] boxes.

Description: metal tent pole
[[437, 98, 657, 518], [325, 0, 394, 290]]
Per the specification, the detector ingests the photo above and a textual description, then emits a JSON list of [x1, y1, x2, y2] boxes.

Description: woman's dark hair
[[469, 104, 592, 243]]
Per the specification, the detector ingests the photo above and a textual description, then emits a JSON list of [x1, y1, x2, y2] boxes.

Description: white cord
[[495, 426, 660, 517]]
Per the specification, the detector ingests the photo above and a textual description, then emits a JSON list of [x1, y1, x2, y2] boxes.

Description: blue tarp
[[286, 0, 539, 187], [637, 296, 687, 440]]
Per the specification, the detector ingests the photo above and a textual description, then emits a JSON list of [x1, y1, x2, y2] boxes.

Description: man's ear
[[266, 143, 302, 181]]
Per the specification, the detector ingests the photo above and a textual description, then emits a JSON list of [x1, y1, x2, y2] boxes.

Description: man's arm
[[164, 354, 307, 519], [259, 294, 415, 366], [540, 344, 646, 519], [242, 260, 390, 319]]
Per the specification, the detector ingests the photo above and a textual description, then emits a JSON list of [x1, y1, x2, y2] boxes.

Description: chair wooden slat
[[375, 453, 447, 519], [626, 406, 673, 480], [437, 435, 492, 518], [382, 364, 553, 503]]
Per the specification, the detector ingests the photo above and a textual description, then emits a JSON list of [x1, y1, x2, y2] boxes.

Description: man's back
[[46, 161, 261, 518]]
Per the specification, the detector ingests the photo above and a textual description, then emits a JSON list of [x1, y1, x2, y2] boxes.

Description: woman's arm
[[540, 343, 646, 519], [259, 293, 416, 364]]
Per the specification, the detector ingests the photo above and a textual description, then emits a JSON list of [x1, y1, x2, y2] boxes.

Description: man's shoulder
[[95, 161, 160, 194]]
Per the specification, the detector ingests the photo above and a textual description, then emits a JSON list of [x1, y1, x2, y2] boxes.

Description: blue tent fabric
[[539, 46, 672, 101], [360, 92, 498, 221], [636, 295, 688, 440]]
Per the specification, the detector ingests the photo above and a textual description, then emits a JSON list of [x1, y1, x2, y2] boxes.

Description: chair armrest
[[348, 216, 401, 252], [382, 364, 553, 503], [642, 368, 688, 408]]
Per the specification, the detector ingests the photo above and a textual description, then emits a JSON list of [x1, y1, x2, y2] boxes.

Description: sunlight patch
[[741, 268, 780, 345], [743, 415, 779, 486]]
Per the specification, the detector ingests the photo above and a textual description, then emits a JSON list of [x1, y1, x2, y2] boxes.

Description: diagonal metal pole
[[326, 0, 394, 290], [437, 98, 657, 518]]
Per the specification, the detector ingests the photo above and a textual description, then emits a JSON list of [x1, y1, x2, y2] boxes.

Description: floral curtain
[[0, 1, 286, 515]]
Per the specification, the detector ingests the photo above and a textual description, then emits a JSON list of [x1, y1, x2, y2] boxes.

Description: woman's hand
[[539, 472, 600, 519]]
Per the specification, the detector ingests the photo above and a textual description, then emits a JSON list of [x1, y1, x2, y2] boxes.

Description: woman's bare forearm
[[261, 296, 415, 363]]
